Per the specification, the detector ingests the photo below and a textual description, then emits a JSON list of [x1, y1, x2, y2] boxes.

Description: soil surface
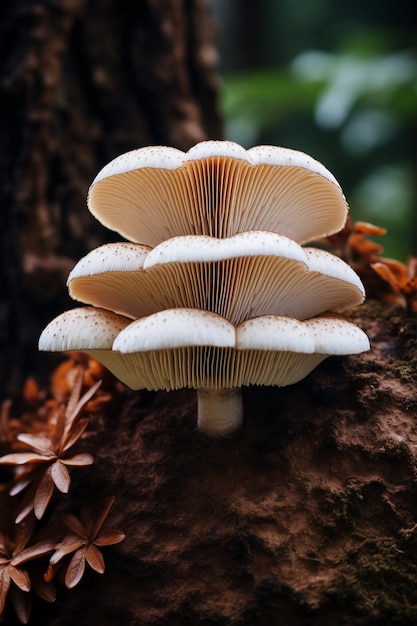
[[37, 301, 417, 626]]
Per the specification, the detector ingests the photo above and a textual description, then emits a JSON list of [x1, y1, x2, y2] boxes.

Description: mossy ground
[[330, 531, 417, 625]]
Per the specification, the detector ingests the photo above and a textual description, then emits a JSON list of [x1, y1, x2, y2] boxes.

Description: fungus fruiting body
[[87, 141, 347, 245], [67, 232, 365, 323], [39, 308, 369, 436], [39, 141, 370, 437]]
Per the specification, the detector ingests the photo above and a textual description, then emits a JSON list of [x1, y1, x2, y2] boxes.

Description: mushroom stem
[[197, 388, 243, 437]]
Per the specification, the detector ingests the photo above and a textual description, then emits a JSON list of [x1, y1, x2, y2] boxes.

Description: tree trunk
[[0, 0, 222, 397]]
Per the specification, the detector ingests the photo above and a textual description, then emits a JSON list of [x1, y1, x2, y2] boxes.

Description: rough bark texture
[[0, 0, 222, 397], [30, 301, 416, 626]]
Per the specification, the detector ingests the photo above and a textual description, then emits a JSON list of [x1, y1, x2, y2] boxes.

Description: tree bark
[[0, 0, 222, 397]]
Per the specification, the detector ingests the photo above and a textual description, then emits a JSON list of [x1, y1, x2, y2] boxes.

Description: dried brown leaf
[[91, 497, 116, 539], [0, 518, 55, 624], [63, 514, 88, 539], [1, 366, 99, 522], [94, 529, 126, 546], [15, 490, 38, 525], [31, 572, 56, 603], [16, 434, 53, 455], [48, 537, 86, 568], [11, 541, 55, 567], [64, 368, 84, 424], [61, 418, 89, 453], [52, 405, 67, 445], [63, 373, 102, 443], [372, 261, 400, 289], [66, 380, 102, 431], [12, 517, 36, 554], [9, 566, 30, 592], [85, 544, 105, 574], [33, 469, 55, 520], [22, 378, 43, 406], [65, 547, 87, 589], [50, 461, 70, 493], [0, 452, 50, 466], [353, 221, 387, 236], [61, 453, 94, 467], [0, 567, 11, 615], [47, 497, 124, 589]]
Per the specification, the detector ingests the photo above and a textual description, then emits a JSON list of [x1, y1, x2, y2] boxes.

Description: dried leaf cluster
[[0, 359, 125, 624], [322, 218, 417, 313]]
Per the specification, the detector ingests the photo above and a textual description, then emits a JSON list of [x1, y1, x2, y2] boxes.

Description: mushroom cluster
[[39, 141, 369, 436]]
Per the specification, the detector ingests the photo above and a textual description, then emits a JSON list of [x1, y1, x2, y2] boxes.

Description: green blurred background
[[212, 0, 416, 261]]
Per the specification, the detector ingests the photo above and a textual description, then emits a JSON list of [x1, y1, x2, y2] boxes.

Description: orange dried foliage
[[372, 257, 417, 313], [322, 218, 416, 311], [0, 359, 125, 624], [50, 354, 117, 413], [0, 370, 98, 522], [321, 218, 386, 265], [0, 515, 56, 623], [45, 497, 125, 589], [1, 355, 120, 457]]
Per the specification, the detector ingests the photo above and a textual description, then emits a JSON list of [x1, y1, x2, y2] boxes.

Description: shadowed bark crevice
[[0, 0, 222, 396]]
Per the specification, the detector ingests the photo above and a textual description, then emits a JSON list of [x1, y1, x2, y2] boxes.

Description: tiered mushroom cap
[[87, 141, 347, 245], [39, 141, 369, 436], [67, 233, 364, 324]]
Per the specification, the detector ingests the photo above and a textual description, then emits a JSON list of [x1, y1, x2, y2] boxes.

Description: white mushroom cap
[[143, 229, 305, 267], [113, 311, 368, 390], [301, 316, 371, 354], [67, 242, 151, 278], [39, 308, 368, 391], [113, 309, 235, 352], [38, 307, 131, 352], [67, 232, 365, 323], [87, 141, 348, 246], [39, 307, 369, 436], [38, 307, 141, 389]]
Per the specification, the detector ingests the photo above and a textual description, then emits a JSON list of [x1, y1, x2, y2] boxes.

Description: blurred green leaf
[[220, 48, 417, 260]]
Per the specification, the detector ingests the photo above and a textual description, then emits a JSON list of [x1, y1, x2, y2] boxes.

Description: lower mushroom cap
[[39, 307, 370, 392], [39, 307, 369, 437]]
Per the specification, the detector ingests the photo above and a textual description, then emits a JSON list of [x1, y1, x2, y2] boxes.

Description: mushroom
[[39, 307, 370, 437], [87, 141, 348, 246], [67, 231, 365, 324], [39, 140, 370, 437]]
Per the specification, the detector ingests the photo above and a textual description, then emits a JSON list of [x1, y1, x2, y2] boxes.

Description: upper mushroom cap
[[38, 307, 370, 391], [67, 232, 365, 324], [87, 141, 348, 246]]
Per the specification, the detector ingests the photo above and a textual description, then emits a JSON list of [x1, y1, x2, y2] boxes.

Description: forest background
[[215, 0, 416, 262]]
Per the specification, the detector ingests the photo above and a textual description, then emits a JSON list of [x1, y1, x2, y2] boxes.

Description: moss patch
[[330, 529, 417, 625]]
